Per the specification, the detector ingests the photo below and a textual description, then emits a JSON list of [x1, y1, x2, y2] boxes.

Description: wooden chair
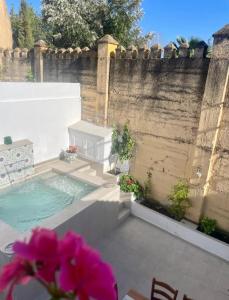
[[127, 289, 150, 300], [183, 295, 193, 300], [114, 283, 118, 300], [151, 278, 178, 300]]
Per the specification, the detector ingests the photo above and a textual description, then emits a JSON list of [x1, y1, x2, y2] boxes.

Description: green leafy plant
[[200, 217, 217, 235], [119, 174, 143, 199], [4, 136, 13, 145], [168, 180, 191, 221], [111, 123, 135, 173]]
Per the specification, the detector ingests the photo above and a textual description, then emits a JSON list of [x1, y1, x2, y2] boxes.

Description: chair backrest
[[151, 278, 178, 300], [183, 295, 193, 300], [114, 283, 118, 300]]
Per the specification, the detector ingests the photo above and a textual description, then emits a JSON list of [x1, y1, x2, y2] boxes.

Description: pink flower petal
[[0, 257, 32, 300], [59, 244, 116, 300], [59, 231, 84, 260]]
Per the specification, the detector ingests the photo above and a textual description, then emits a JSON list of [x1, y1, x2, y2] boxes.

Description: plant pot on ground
[[61, 145, 78, 163], [118, 174, 143, 200]]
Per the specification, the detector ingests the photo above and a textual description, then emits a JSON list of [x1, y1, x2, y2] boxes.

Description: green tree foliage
[[10, 1, 45, 49], [42, 0, 104, 48], [103, 0, 153, 47], [42, 0, 153, 48]]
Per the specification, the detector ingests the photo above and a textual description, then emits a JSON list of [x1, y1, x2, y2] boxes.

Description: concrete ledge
[[131, 201, 229, 262]]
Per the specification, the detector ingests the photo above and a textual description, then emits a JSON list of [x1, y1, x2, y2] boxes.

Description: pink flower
[[0, 257, 32, 300], [0, 228, 117, 300], [59, 243, 116, 300], [13, 228, 59, 283], [59, 231, 84, 260]]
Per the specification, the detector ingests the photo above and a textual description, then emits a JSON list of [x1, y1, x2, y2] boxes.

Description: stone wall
[[187, 26, 229, 230], [204, 82, 229, 229], [0, 48, 32, 81], [108, 56, 210, 203], [43, 48, 97, 123]]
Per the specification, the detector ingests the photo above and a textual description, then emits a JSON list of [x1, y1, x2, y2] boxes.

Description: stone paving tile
[[94, 216, 229, 300]]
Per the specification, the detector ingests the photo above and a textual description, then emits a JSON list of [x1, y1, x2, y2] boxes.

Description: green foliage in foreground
[[168, 181, 191, 221]]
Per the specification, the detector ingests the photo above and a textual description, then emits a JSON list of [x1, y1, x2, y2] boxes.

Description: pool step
[[79, 168, 97, 176], [70, 170, 106, 186], [51, 159, 91, 174], [77, 165, 92, 173]]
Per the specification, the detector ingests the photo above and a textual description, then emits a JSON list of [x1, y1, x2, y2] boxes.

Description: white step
[[80, 168, 97, 176], [70, 170, 106, 186]]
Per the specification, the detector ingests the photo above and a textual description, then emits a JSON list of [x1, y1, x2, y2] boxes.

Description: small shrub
[[119, 174, 143, 199], [168, 180, 191, 221], [200, 217, 217, 235]]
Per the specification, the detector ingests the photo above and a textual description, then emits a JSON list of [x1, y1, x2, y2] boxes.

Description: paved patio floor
[[94, 217, 229, 300]]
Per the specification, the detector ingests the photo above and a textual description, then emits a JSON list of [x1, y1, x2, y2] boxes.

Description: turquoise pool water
[[0, 172, 97, 232]]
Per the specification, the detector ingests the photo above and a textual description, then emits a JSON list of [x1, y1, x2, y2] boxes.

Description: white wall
[[0, 83, 81, 163]]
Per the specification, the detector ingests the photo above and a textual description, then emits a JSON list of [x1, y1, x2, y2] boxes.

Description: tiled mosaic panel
[[0, 143, 34, 186]]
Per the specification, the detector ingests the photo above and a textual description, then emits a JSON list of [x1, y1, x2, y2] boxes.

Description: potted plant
[[118, 174, 143, 201], [110, 123, 135, 174], [63, 145, 78, 163]]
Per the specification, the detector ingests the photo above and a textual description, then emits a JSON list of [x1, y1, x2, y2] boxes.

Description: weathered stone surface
[[98, 35, 119, 45], [108, 57, 209, 203], [0, 49, 32, 81], [212, 25, 229, 59], [43, 53, 98, 122]]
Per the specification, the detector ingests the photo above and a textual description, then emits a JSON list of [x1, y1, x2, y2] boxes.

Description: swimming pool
[[0, 172, 97, 232]]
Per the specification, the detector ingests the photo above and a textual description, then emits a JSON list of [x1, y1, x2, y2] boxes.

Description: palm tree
[[175, 36, 202, 49], [174, 36, 210, 57]]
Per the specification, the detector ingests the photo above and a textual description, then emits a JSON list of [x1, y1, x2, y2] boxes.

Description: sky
[[6, 0, 229, 45]]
